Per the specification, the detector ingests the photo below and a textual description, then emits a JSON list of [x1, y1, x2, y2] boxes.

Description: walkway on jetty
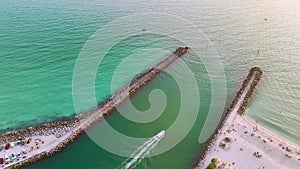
[[194, 67, 300, 169], [0, 47, 189, 169], [81, 46, 189, 130]]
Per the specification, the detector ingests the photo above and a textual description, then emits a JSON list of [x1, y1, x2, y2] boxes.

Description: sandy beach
[[195, 114, 300, 169], [194, 68, 300, 169]]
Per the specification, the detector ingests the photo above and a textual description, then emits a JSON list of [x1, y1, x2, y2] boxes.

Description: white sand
[[196, 114, 300, 169], [195, 71, 300, 169]]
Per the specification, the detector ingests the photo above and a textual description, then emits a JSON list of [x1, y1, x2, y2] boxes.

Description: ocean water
[[0, 0, 300, 168]]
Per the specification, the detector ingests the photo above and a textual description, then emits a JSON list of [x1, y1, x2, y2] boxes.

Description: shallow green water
[[1, 0, 300, 168]]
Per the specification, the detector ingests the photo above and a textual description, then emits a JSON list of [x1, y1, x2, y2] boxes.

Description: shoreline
[[193, 67, 263, 168], [194, 67, 300, 169], [194, 112, 300, 169], [0, 47, 189, 169]]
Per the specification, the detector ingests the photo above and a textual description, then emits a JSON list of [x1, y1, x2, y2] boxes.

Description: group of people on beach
[[253, 151, 262, 158]]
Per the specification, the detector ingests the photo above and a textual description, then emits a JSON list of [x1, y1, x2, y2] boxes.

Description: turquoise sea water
[[1, 0, 300, 168]]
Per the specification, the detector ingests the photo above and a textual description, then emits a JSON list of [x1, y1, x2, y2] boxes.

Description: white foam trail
[[119, 130, 165, 169]]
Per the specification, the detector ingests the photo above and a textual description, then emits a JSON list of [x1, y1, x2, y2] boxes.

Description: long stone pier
[[192, 67, 300, 169], [193, 67, 263, 168], [194, 66, 300, 169], [0, 47, 189, 169]]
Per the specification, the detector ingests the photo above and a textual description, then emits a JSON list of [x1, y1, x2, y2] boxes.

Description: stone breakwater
[[237, 67, 262, 115], [0, 47, 189, 169], [0, 117, 82, 169], [226, 67, 263, 116], [193, 67, 263, 168], [193, 66, 300, 169]]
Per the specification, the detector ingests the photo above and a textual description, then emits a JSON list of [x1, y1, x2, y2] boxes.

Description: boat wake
[[118, 130, 166, 169]]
